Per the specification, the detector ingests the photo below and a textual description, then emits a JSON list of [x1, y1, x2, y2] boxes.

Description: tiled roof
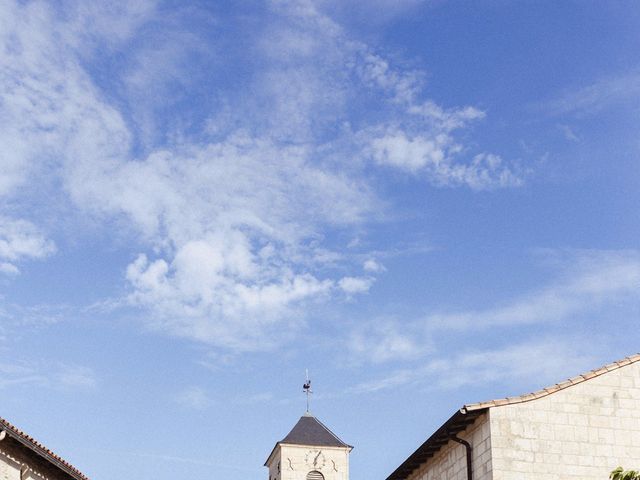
[[280, 413, 351, 449], [0, 416, 88, 480], [386, 353, 640, 480], [461, 353, 640, 413]]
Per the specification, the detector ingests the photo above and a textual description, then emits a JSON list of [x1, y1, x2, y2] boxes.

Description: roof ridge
[[0, 416, 88, 480], [462, 352, 640, 413]]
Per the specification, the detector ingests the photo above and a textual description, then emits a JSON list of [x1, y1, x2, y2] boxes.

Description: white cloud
[[0, 263, 19, 275], [0, 217, 56, 273], [353, 45, 521, 189], [126, 251, 334, 349], [370, 132, 522, 189], [371, 130, 449, 173], [356, 51, 424, 105], [67, 135, 373, 350], [408, 100, 486, 128], [0, 0, 525, 351], [0, 1, 373, 350], [338, 276, 375, 294], [363, 259, 385, 273], [255, 2, 523, 188]]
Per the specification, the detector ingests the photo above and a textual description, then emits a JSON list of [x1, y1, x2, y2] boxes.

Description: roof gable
[[386, 353, 640, 480], [461, 352, 640, 412]]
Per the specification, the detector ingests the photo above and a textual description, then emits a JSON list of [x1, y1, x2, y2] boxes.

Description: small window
[[307, 471, 324, 480]]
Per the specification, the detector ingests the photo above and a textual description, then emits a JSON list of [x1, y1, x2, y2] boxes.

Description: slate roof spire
[[264, 412, 353, 466], [279, 413, 352, 449]]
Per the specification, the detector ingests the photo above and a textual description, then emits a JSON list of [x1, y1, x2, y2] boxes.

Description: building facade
[[266, 412, 352, 480], [0, 417, 87, 480], [387, 354, 640, 480]]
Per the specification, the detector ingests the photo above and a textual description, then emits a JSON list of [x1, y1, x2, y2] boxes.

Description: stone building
[[0, 416, 87, 480], [265, 412, 352, 480], [386, 353, 640, 480]]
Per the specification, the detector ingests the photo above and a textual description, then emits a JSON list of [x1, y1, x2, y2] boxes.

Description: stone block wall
[[490, 361, 640, 480], [268, 444, 350, 480]]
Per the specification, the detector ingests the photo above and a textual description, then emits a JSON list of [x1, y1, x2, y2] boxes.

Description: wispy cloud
[[0, 217, 56, 274], [0, 0, 525, 352], [352, 337, 599, 394], [557, 124, 580, 142], [541, 71, 640, 116], [175, 386, 212, 410], [427, 249, 640, 331], [0, 361, 96, 390], [347, 318, 430, 364], [347, 249, 640, 364]]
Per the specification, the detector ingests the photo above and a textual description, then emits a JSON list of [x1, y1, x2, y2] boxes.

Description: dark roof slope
[[0, 416, 88, 480], [280, 413, 351, 448]]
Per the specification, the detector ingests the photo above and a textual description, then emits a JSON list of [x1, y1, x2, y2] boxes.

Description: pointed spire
[[280, 414, 351, 448]]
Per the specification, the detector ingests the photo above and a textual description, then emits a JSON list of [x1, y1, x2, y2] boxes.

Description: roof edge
[[385, 409, 484, 480], [306, 415, 351, 449], [462, 352, 640, 412], [0, 417, 88, 480]]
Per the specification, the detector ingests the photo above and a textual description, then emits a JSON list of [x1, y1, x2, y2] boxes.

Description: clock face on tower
[[305, 449, 326, 469]]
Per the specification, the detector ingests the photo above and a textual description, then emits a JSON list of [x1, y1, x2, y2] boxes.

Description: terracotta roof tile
[[0, 416, 88, 480], [462, 353, 640, 412]]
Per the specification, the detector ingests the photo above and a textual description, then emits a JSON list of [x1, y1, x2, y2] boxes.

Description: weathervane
[[303, 369, 312, 412]]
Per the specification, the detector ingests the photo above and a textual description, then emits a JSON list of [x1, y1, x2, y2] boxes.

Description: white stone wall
[[407, 412, 492, 480], [0, 440, 72, 480], [0, 448, 19, 480], [267, 444, 350, 480], [490, 361, 640, 480]]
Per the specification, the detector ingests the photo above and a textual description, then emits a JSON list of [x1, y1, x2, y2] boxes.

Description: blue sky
[[0, 1, 639, 479]]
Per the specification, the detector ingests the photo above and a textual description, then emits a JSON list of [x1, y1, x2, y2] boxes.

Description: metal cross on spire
[[303, 369, 312, 413]]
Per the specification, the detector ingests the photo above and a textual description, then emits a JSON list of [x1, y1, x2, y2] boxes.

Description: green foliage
[[611, 467, 640, 480]]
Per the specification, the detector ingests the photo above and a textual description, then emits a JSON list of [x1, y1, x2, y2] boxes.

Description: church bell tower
[[265, 412, 353, 480]]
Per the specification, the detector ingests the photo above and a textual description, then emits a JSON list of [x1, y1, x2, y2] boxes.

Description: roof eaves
[[385, 409, 484, 480], [0, 417, 88, 480]]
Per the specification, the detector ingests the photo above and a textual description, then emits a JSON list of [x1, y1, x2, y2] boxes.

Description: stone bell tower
[[265, 412, 353, 480]]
